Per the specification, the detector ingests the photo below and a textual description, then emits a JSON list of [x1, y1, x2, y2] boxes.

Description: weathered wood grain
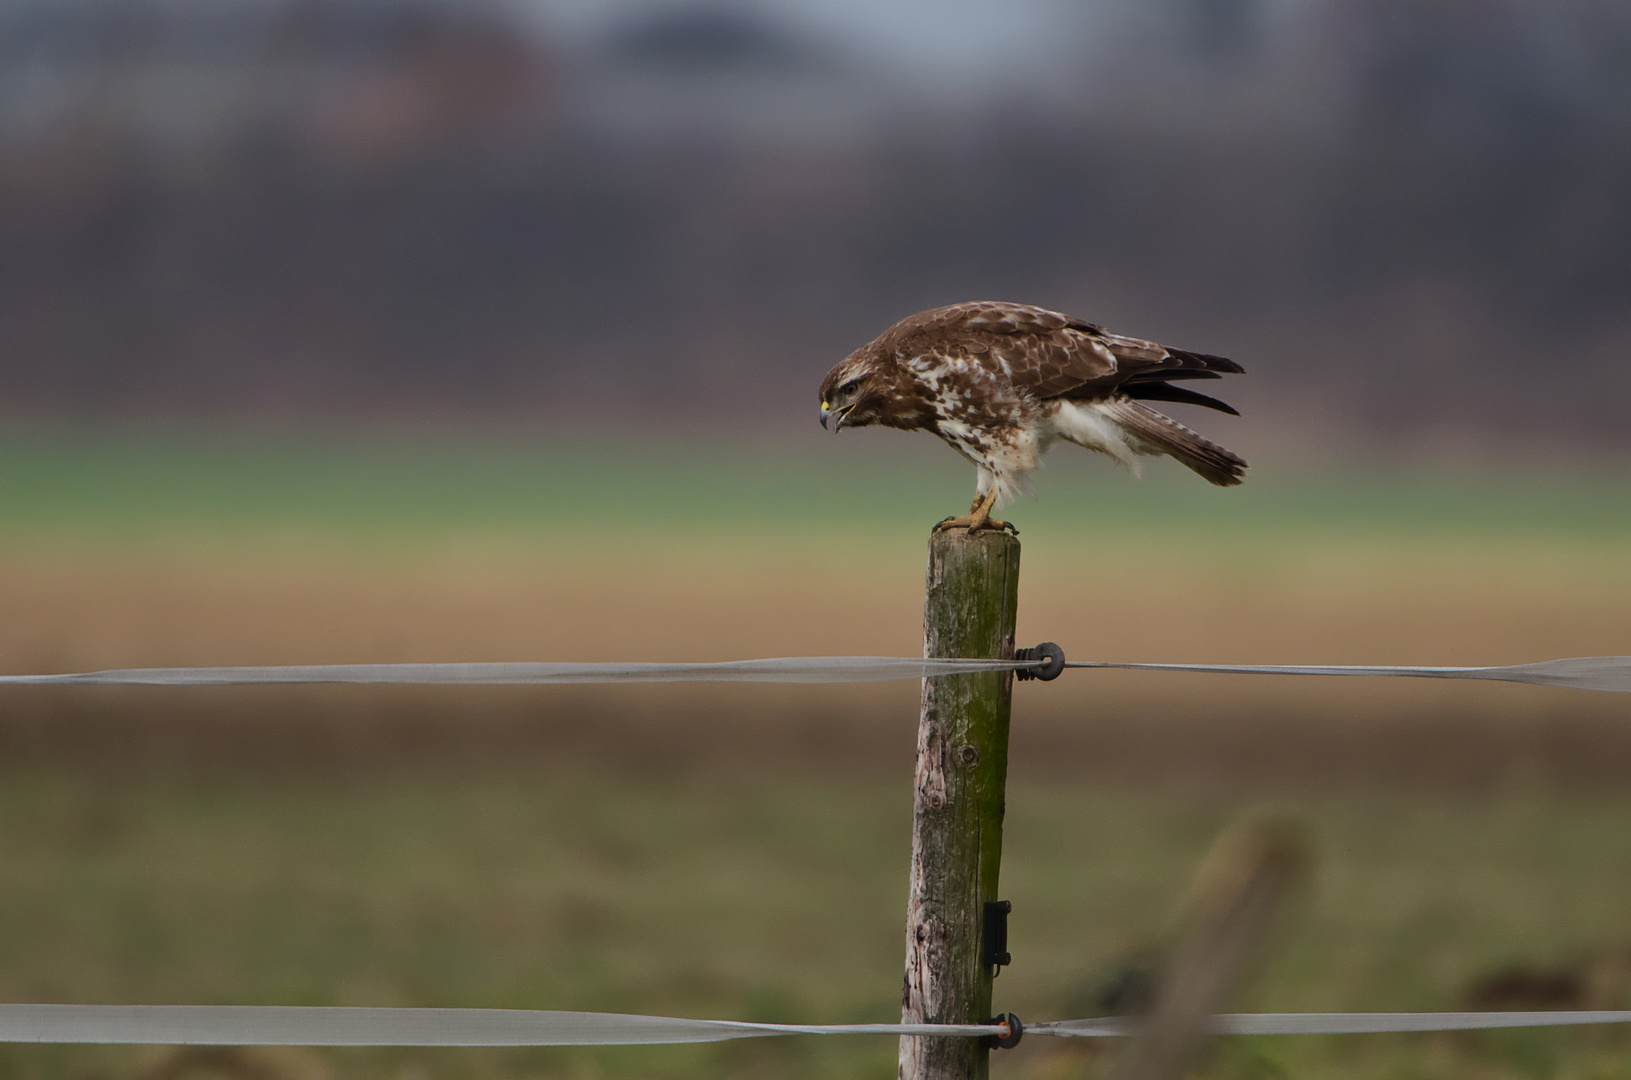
[[899, 529, 1021, 1080]]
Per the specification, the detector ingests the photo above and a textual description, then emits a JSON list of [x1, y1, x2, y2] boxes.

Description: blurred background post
[[1110, 817, 1309, 1080]]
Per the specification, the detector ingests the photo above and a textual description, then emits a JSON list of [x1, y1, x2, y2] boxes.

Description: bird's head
[[818, 354, 885, 432]]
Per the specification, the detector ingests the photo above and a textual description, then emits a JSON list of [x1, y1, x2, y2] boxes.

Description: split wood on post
[[900, 529, 1021, 1080]]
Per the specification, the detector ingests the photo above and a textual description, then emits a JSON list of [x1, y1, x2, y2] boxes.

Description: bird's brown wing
[[1101, 332, 1245, 381], [882, 302, 1243, 403], [1054, 332, 1244, 400], [887, 301, 1118, 398]]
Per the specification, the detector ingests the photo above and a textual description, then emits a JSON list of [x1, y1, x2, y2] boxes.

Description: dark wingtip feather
[[1168, 348, 1245, 374], [1124, 381, 1241, 416]]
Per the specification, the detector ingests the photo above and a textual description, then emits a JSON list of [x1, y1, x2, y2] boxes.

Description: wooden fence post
[[899, 528, 1021, 1080]]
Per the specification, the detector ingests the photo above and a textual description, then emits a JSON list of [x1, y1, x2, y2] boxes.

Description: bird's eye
[[840, 378, 861, 395]]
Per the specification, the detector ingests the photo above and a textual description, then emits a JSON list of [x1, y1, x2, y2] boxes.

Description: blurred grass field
[[1, 428, 1629, 1079], [5, 775, 1631, 1080]]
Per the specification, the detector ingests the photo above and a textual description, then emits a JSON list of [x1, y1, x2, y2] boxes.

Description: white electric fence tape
[[1066, 656, 1631, 693], [0, 657, 1033, 687], [0, 1005, 997, 1046], [1, 1005, 1629, 1046], [1, 656, 1628, 691], [1034, 1011, 1631, 1037]]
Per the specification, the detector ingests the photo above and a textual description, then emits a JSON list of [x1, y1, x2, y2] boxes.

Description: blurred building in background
[[0, 0, 1627, 450]]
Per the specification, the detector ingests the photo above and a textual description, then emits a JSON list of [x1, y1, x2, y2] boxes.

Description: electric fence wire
[[2, 1005, 1630, 1046], [0, 655, 1627, 691]]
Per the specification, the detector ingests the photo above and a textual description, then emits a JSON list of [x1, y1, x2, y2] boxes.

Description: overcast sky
[[511, 0, 1112, 89]]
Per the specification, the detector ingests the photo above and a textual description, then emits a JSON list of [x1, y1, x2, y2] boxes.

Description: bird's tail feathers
[[1101, 399, 1247, 487]]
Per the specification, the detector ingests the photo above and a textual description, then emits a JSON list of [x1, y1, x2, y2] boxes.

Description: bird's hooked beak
[[820, 400, 854, 432]]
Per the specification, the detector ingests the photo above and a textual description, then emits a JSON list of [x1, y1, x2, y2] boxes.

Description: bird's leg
[[933, 491, 1018, 535]]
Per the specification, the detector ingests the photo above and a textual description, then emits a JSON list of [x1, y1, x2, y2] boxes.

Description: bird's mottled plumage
[[818, 301, 1247, 531]]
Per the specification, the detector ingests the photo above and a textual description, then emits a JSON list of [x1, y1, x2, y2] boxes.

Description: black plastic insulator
[[1014, 642, 1065, 681], [984, 1012, 1024, 1050], [982, 900, 1012, 969]]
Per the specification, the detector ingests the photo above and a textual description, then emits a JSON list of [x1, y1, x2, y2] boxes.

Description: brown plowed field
[[2, 535, 1625, 790]]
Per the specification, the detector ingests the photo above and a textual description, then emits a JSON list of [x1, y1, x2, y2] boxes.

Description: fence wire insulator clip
[[1013, 642, 1065, 681], [984, 1012, 1024, 1049], [983, 899, 1012, 977]]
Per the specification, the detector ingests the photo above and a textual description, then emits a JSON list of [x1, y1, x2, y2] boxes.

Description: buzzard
[[818, 301, 1247, 532]]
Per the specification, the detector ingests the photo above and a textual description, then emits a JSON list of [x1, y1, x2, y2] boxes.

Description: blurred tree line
[[0, 0, 1626, 446]]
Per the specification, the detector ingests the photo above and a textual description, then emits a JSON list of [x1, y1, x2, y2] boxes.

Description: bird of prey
[[818, 301, 1246, 533]]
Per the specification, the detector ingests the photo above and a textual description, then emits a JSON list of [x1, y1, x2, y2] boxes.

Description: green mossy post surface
[[899, 529, 1021, 1080]]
